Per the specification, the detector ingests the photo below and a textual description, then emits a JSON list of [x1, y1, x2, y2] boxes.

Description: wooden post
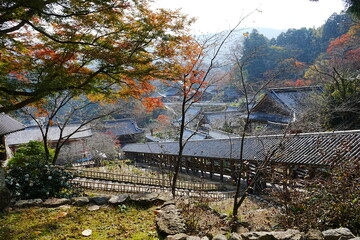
[[180, 157, 184, 173], [186, 157, 189, 173], [308, 166, 316, 179], [210, 159, 214, 179], [245, 162, 250, 187], [191, 158, 196, 175], [283, 165, 289, 201], [200, 158, 204, 177], [220, 159, 224, 182]]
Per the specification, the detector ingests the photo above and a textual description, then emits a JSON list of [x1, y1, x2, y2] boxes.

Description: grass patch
[[0, 204, 160, 240]]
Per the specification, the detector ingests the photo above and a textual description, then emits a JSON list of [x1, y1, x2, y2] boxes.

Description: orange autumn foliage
[[157, 114, 171, 125], [0, 0, 196, 113], [283, 79, 312, 87], [141, 97, 164, 112]]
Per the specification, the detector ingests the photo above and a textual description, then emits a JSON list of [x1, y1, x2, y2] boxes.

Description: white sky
[[152, 0, 346, 34]]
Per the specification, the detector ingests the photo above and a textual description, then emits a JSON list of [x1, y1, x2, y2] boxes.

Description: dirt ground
[[177, 196, 280, 237]]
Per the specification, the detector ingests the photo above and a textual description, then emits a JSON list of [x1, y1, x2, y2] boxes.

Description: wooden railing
[[70, 178, 235, 200], [64, 168, 226, 191]]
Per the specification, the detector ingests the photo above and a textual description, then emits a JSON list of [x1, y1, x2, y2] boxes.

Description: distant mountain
[[252, 28, 285, 39]]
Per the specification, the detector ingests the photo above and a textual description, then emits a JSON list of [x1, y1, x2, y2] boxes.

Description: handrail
[[61, 167, 226, 191]]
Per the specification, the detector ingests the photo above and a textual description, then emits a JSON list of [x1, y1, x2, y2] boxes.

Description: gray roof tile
[[123, 130, 360, 166], [101, 119, 144, 136], [6, 125, 92, 146], [266, 86, 323, 113], [0, 113, 25, 136]]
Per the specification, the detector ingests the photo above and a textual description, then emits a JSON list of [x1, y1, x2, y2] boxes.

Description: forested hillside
[[236, 12, 353, 85], [227, 12, 360, 130]]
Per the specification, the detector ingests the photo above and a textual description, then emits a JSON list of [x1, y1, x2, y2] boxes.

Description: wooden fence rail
[[70, 179, 235, 200], [63, 168, 226, 191]]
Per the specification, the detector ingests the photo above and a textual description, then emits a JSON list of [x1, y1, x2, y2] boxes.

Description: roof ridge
[[266, 85, 323, 92], [124, 129, 360, 145]]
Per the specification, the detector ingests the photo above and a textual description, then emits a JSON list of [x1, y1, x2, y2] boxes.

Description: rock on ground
[[305, 229, 324, 240], [81, 229, 92, 236], [89, 196, 110, 205], [186, 236, 202, 240], [43, 198, 70, 207], [241, 231, 276, 240], [14, 199, 43, 208], [213, 234, 228, 240], [108, 194, 129, 205], [72, 197, 90, 206], [165, 233, 188, 240], [273, 229, 303, 240], [157, 192, 173, 202], [229, 232, 242, 240], [241, 229, 303, 240], [87, 205, 100, 211], [130, 192, 159, 203], [156, 202, 186, 235], [322, 228, 355, 240]]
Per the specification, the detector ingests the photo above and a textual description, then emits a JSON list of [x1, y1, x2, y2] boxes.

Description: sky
[[152, 0, 346, 34]]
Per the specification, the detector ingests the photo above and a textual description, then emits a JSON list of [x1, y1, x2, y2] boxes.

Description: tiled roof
[[101, 119, 144, 136], [183, 129, 207, 140], [208, 129, 239, 139], [123, 130, 360, 166], [164, 86, 180, 97], [203, 111, 243, 124], [176, 107, 202, 124], [250, 112, 290, 124], [0, 113, 25, 136], [225, 106, 240, 112], [265, 86, 323, 113], [203, 107, 288, 126], [6, 125, 92, 146]]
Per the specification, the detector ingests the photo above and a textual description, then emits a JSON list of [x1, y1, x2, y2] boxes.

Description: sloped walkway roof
[[0, 113, 25, 136], [123, 130, 360, 166]]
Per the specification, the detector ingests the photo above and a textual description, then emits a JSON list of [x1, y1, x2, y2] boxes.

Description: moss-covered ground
[[0, 196, 280, 239], [0, 204, 160, 240]]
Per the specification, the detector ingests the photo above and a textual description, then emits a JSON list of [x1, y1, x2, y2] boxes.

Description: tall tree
[[241, 29, 273, 82], [305, 23, 360, 130], [276, 28, 319, 64], [22, 92, 124, 164], [0, 0, 194, 113], [321, 12, 353, 50], [230, 43, 285, 218], [170, 13, 255, 197]]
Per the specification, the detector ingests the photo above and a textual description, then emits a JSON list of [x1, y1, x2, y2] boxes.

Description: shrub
[[274, 158, 360, 234], [7, 140, 53, 166], [178, 198, 227, 236], [5, 141, 82, 200]]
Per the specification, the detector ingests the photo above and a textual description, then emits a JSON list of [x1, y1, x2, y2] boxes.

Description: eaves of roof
[[123, 130, 360, 166], [0, 113, 25, 136]]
